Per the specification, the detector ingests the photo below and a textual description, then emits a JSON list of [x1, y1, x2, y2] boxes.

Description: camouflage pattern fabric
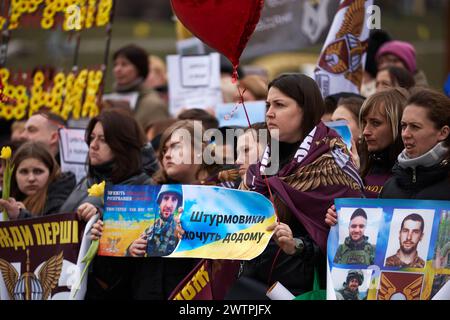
[[385, 250, 425, 268], [333, 236, 375, 265]]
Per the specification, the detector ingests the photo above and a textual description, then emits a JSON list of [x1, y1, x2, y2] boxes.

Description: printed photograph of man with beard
[[385, 213, 426, 268]]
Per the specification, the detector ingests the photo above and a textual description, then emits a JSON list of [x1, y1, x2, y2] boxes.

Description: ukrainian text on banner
[[0, 213, 88, 300], [327, 198, 450, 300], [98, 185, 276, 260], [314, 0, 372, 97]]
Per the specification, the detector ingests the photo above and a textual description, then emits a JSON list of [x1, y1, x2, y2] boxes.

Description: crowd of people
[[1, 30, 450, 300]]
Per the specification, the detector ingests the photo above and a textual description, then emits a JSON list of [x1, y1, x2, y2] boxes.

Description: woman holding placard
[[232, 74, 364, 298]]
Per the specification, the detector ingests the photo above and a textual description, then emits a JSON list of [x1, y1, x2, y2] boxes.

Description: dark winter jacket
[[363, 151, 394, 198], [380, 160, 450, 200], [141, 142, 159, 178]]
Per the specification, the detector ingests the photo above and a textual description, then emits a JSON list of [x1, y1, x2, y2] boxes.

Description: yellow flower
[[87, 181, 105, 198], [0, 146, 12, 160]]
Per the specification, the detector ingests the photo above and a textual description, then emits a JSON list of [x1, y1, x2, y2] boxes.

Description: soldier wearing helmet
[[127, 185, 183, 257], [333, 208, 375, 265], [146, 184, 183, 256], [336, 270, 365, 300]]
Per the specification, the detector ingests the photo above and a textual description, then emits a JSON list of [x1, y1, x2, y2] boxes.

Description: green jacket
[[336, 286, 360, 300], [333, 236, 375, 265]]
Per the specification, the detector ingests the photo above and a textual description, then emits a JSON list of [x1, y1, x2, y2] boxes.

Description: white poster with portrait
[[328, 198, 450, 300]]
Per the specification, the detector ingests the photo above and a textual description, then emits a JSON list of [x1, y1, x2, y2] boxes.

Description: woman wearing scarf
[[112, 44, 169, 130], [380, 89, 450, 200], [230, 74, 364, 298]]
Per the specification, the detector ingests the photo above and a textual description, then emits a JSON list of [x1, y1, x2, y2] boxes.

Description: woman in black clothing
[[380, 89, 450, 200], [358, 88, 408, 198], [62, 109, 153, 300]]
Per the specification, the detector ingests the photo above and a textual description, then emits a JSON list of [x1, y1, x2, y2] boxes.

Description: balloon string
[[236, 81, 279, 223], [231, 66, 239, 84]]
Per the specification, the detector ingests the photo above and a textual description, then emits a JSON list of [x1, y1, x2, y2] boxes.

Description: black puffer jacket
[[18, 171, 76, 219], [380, 160, 450, 200]]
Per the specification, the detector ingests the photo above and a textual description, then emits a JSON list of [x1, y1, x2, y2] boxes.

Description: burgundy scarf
[[244, 122, 363, 253]]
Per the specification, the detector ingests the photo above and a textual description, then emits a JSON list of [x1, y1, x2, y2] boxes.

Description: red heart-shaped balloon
[[171, 0, 264, 69]]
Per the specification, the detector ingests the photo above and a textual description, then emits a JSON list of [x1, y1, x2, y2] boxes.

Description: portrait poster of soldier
[[145, 185, 184, 257], [384, 209, 434, 269], [333, 207, 382, 266], [377, 271, 424, 300], [332, 268, 372, 300]]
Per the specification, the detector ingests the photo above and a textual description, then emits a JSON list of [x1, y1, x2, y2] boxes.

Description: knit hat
[[376, 40, 417, 73], [113, 44, 149, 79]]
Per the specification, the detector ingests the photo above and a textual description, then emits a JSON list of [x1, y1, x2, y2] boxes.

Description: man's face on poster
[[349, 216, 366, 242], [348, 278, 360, 292], [159, 192, 179, 220], [399, 219, 423, 254]]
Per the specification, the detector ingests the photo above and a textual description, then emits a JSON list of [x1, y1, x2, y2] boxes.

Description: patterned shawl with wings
[[243, 122, 364, 253]]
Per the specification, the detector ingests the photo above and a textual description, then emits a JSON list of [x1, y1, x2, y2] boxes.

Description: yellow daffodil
[[1, 146, 13, 221], [87, 181, 105, 198], [0, 146, 12, 160], [73, 180, 105, 298]]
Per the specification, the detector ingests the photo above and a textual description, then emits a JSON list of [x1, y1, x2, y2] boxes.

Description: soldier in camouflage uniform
[[385, 213, 425, 268], [334, 208, 375, 265], [335, 270, 365, 300], [145, 185, 183, 256]]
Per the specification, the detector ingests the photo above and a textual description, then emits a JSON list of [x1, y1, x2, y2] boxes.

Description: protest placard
[[99, 185, 276, 260], [328, 198, 450, 300]]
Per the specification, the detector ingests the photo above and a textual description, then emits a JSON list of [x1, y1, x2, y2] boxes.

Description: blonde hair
[[149, 55, 167, 83], [359, 88, 409, 142], [358, 88, 409, 177]]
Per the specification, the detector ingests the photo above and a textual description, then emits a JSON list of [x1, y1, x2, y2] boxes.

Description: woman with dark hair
[[231, 74, 364, 298], [331, 96, 365, 146], [60, 108, 151, 218], [0, 141, 75, 219], [380, 89, 450, 199], [59, 109, 152, 300], [376, 66, 416, 93], [112, 44, 169, 130], [92, 120, 235, 299]]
